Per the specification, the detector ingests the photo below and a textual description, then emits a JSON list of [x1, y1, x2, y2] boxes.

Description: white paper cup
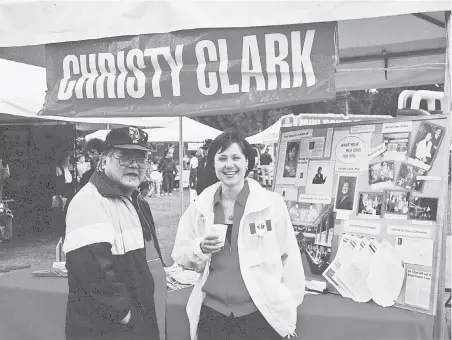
[[211, 224, 228, 247]]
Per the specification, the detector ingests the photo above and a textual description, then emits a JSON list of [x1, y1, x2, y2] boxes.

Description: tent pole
[[445, 11, 452, 117], [179, 116, 184, 216], [435, 10, 451, 340]]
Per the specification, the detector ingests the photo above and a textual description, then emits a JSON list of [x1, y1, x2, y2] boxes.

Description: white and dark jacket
[[63, 171, 165, 340], [171, 178, 305, 339]]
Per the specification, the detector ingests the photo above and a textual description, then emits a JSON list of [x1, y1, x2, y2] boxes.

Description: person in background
[[172, 129, 305, 340], [54, 149, 76, 238], [138, 181, 151, 198], [139, 158, 153, 197], [189, 151, 198, 189], [0, 155, 10, 198], [196, 139, 218, 195], [259, 147, 273, 187], [160, 154, 178, 196], [63, 126, 165, 340], [183, 152, 190, 171], [79, 138, 103, 188], [150, 165, 162, 197], [76, 154, 90, 185], [55, 149, 76, 209]]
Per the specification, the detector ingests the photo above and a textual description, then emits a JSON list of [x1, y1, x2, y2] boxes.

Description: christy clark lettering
[[57, 30, 317, 100]]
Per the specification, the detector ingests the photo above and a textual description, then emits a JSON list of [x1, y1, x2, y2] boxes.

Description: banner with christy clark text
[[42, 22, 338, 118]]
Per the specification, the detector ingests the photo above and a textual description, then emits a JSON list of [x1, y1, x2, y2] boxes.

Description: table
[[0, 264, 435, 340]]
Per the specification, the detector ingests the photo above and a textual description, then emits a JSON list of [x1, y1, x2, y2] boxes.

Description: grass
[[0, 189, 191, 273]]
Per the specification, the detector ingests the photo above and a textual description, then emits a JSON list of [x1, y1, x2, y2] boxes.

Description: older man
[[63, 127, 165, 340]]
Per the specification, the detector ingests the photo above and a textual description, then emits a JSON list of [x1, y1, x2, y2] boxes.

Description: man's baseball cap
[[202, 139, 212, 150], [104, 126, 149, 151]]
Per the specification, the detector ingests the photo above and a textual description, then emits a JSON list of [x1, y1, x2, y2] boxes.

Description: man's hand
[[200, 234, 222, 254]]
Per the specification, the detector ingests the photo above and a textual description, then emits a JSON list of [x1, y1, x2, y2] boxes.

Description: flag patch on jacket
[[249, 220, 272, 234]]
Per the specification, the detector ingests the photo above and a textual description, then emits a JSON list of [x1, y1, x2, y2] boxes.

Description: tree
[[192, 84, 444, 136]]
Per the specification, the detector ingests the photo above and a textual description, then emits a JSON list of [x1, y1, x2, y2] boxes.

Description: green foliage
[[192, 84, 444, 136]]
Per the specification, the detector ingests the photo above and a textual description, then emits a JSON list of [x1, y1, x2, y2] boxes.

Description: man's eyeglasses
[[112, 154, 147, 168]]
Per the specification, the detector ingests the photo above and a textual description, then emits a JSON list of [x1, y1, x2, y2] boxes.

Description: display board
[[273, 115, 449, 315]]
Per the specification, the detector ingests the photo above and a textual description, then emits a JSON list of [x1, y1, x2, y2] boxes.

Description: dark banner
[[43, 22, 337, 117]]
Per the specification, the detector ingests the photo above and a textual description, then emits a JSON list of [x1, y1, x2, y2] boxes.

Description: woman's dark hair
[[206, 129, 256, 178], [286, 142, 299, 160], [85, 138, 104, 153]]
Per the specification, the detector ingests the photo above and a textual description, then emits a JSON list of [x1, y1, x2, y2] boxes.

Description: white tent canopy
[[1, 9, 449, 91], [246, 119, 283, 145], [85, 117, 222, 142], [0, 59, 179, 130], [0, 1, 449, 47]]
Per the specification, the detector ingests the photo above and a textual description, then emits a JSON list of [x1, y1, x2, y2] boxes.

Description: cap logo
[[129, 127, 140, 143]]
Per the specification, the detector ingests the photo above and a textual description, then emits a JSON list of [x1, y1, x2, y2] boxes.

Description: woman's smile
[[223, 169, 238, 178]]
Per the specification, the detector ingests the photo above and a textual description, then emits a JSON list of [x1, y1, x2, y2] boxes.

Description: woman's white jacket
[[171, 179, 305, 339]]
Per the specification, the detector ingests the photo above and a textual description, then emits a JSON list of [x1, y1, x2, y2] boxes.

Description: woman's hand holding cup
[[200, 234, 223, 254]]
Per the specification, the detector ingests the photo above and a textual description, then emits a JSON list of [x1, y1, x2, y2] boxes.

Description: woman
[[75, 154, 90, 184], [283, 142, 299, 178], [56, 149, 76, 203], [171, 129, 305, 340], [54, 149, 76, 237]]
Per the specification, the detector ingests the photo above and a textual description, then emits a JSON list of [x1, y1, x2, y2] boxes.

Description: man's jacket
[[159, 158, 177, 174], [63, 170, 165, 340], [196, 157, 218, 195]]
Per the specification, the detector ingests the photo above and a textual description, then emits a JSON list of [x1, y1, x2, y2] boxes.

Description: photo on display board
[[334, 176, 357, 211], [408, 196, 438, 221], [396, 162, 426, 192], [283, 141, 300, 178], [368, 161, 395, 185], [383, 132, 410, 155], [409, 121, 445, 169], [357, 192, 383, 216], [287, 202, 334, 276], [286, 201, 329, 226], [305, 160, 335, 196], [383, 190, 410, 216]]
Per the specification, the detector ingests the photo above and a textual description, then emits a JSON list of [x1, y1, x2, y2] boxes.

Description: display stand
[[273, 115, 449, 318]]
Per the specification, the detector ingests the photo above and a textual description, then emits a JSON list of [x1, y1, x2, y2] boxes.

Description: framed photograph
[[290, 205, 335, 278], [383, 132, 410, 160], [286, 201, 329, 226], [384, 132, 410, 153], [357, 192, 383, 217], [283, 141, 300, 178], [383, 190, 410, 216], [334, 176, 357, 211], [408, 121, 445, 169], [408, 196, 438, 221], [305, 160, 335, 196], [395, 162, 426, 192], [369, 161, 395, 185]]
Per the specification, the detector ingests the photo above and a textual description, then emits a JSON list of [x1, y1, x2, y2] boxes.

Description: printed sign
[[343, 220, 381, 235], [43, 22, 337, 117], [387, 225, 432, 239], [382, 121, 413, 133]]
